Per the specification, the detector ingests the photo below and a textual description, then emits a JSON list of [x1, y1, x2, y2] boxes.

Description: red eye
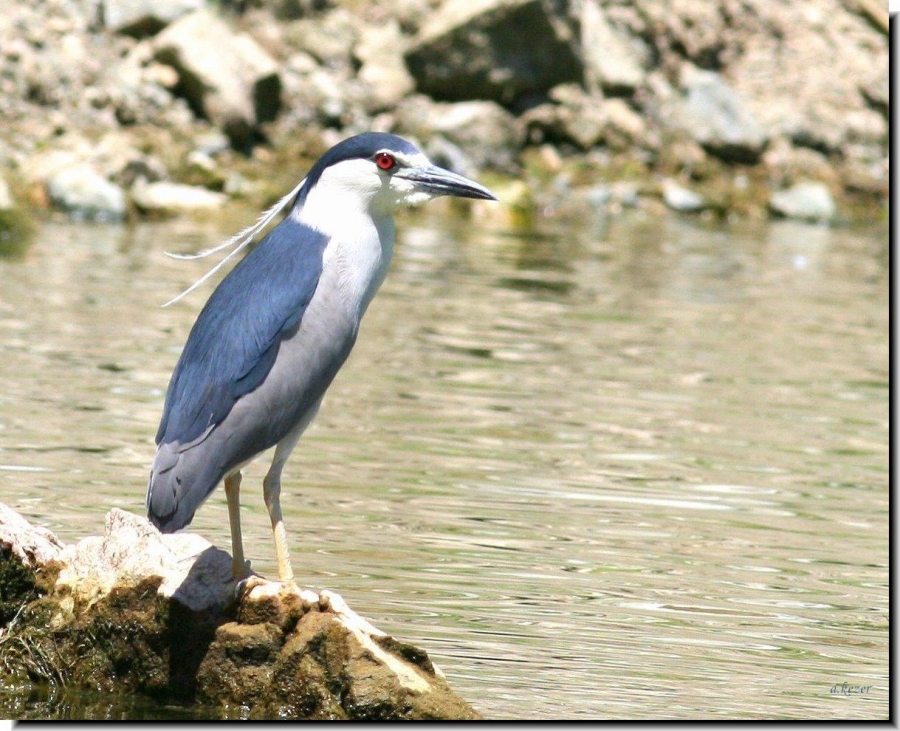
[[375, 152, 396, 171]]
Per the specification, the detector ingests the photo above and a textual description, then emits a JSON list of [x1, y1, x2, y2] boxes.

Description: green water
[[0, 204, 888, 719]]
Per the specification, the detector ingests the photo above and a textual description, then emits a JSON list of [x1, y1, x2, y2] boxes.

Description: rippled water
[[0, 203, 888, 719]]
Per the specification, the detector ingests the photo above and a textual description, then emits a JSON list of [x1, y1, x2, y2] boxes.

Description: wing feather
[[156, 217, 329, 447]]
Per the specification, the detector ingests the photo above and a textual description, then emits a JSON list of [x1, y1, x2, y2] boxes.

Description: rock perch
[[0, 504, 479, 720]]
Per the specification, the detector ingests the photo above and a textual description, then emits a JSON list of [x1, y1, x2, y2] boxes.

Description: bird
[[146, 132, 497, 583]]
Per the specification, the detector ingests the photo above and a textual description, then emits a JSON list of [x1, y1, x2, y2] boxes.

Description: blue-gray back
[[156, 217, 329, 447]]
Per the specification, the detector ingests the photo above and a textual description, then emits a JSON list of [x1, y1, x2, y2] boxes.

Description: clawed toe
[[233, 573, 268, 599]]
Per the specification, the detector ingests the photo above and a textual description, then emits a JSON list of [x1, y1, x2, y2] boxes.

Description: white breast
[[327, 214, 395, 321]]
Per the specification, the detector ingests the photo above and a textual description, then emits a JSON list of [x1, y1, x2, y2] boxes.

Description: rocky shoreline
[[0, 0, 889, 233]]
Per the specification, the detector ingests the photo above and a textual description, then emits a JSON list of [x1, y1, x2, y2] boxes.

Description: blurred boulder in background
[[100, 0, 205, 37], [0, 0, 887, 223], [152, 8, 282, 151], [404, 0, 582, 107]]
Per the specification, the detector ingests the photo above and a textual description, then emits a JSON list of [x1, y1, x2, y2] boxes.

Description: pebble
[[46, 166, 126, 222], [662, 179, 707, 212], [131, 179, 228, 212], [769, 181, 836, 222]]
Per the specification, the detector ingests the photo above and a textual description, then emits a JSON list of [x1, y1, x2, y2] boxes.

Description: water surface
[[0, 204, 888, 719]]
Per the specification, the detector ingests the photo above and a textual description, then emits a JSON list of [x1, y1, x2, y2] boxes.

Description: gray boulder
[[404, 0, 582, 106], [520, 84, 604, 149], [100, 0, 204, 37], [665, 66, 768, 164], [152, 9, 282, 150], [521, 85, 650, 151], [287, 7, 360, 70], [581, 1, 646, 95], [394, 95, 521, 170], [769, 181, 836, 222], [548, 84, 606, 148], [282, 63, 364, 129], [356, 19, 416, 113], [726, 1, 887, 158]]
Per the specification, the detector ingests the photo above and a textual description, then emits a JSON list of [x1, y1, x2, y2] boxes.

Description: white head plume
[[162, 178, 306, 307]]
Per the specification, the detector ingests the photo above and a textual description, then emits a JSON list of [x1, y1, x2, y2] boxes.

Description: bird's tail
[[146, 442, 220, 533]]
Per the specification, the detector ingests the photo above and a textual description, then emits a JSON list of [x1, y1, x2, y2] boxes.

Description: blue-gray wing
[[155, 217, 329, 447]]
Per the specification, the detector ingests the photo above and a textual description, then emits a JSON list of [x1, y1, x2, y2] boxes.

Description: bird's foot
[[233, 572, 268, 600], [234, 574, 321, 612]]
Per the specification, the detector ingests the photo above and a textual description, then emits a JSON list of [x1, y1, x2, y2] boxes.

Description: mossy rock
[[0, 507, 481, 720]]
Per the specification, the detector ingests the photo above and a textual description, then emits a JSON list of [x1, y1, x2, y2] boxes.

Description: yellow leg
[[261, 401, 319, 584], [263, 467, 295, 583], [224, 471, 250, 580]]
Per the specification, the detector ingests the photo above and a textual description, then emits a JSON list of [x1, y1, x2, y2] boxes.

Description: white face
[[312, 150, 437, 216]]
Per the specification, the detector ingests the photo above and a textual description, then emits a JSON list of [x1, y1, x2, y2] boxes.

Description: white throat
[[294, 173, 396, 321]]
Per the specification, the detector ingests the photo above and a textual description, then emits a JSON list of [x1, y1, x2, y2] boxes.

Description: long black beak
[[397, 164, 498, 201]]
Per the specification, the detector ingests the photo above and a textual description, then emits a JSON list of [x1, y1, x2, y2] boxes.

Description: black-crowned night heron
[[147, 132, 497, 583]]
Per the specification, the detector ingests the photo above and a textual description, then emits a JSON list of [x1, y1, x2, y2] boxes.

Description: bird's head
[[295, 133, 497, 220]]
